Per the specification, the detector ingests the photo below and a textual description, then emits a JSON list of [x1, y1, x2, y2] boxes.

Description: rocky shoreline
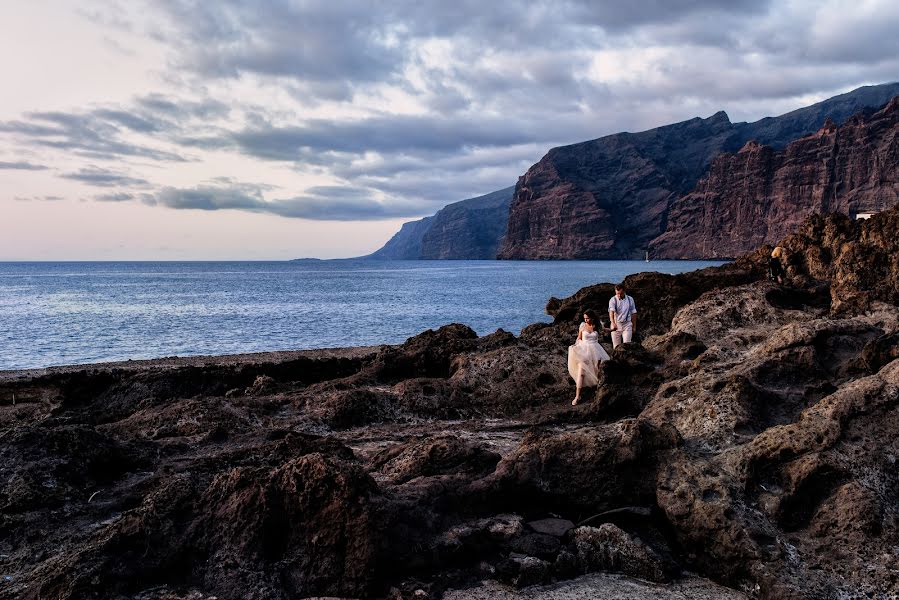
[[1, 207, 898, 599]]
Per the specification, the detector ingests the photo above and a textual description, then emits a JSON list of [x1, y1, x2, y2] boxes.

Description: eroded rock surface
[[498, 84, 899, 260], [652, 97, 899, 259], [2, 208, 898, 599]]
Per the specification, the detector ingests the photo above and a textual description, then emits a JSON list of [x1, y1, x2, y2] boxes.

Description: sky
[[1, 0, 898, 260]]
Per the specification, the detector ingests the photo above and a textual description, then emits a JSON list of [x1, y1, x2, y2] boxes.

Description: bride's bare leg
[[573, 368, 584, 405]]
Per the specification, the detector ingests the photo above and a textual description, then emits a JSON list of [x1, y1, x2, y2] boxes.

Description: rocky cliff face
[[497, 111, 740, 259], [3, 207, 898, 599], [650, 97, 899, 258], [366, 187, 513, 260], [499, 82, 899, 260], [367, 215, 435, 260], [419, 187, 514, 259]]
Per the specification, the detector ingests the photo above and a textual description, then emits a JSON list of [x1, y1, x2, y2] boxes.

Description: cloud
[[147, 183, 437, 220], [0, 110, 187, 162], [95, 192, 140, 202], [4, 0, 899, 233], [0, 161, 48, 170], [135, 94, 230, 121], [154, 0, 404, 85], [61, 166, 150, 187], [229, 115, 542, 160], [14, 195, 63, 201]]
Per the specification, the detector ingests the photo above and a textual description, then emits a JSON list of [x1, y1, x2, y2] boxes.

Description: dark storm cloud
[[566, 0, 770, 30], [61, 167, 150, 188], [155, 0, 402, 84], [0, 161, 48, 170], [9, 0, 895, 226], [149, 183, 433, 220], [229, 115, 540, 160]]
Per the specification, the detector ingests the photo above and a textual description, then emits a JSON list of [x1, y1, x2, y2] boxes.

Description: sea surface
[[0, 260, 725, 371]]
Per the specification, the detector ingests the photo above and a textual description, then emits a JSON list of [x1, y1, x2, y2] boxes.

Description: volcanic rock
[[526, 518, 575, 538], [366, 187, 514, 260], [651, 96, 899, 258], [498, 83, 899, 260], [572, 524, 674, 583], [3, 207, 899, 599]]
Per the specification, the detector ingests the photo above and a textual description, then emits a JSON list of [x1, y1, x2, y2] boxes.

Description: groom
[[608, 284, 637, 348]]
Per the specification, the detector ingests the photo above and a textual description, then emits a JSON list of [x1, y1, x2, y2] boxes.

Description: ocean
[[0, 260, 725, 371]]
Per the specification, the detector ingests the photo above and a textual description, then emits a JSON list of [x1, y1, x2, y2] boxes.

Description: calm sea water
[[0, 260, 725, 370]]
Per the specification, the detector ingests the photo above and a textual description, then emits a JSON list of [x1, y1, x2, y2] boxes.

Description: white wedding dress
[[568, 323, 610, 387]]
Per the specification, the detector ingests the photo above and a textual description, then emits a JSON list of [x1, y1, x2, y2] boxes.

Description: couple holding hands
[[567, 284, 637, 405]]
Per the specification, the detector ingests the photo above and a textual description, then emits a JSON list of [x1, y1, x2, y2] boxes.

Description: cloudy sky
[[1, 0, 898, 260]]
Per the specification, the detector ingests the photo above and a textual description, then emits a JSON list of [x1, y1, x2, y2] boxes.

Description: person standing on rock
[[568, 309, 610, 405], [608, 284, 637, 348], [769, 246, 785, 284]]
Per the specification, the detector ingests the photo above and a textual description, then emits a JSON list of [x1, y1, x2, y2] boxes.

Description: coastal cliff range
[[650, 96, 899, 258], [498, 84, 899, 259], [366, 187, 514, 260], [366, 82, 899, 261], [2, 205, 898, 599]]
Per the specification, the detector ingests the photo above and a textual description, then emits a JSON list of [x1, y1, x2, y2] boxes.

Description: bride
[[568, 309, 610, 405]]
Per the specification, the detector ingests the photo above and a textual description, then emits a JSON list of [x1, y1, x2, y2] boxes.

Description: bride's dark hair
[[583, 309, 598, 325]]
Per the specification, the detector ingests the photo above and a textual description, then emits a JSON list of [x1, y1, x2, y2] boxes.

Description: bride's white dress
[[568, 323, 610, 387]]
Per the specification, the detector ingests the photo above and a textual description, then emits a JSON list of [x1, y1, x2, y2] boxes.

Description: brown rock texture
[[498, 111, 738, 259], [651, 97, 899, 258], [2, 207, 899, 599], [498, 83, 899, 260]]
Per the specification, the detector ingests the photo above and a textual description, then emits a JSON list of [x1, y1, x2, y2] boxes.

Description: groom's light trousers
[[611, 322, 633, 348]]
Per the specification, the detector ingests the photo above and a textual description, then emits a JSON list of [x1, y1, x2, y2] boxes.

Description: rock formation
[[651, 97, 899, 258], [2, 206, 898, 599], [496, 82, 899, 260], [366, 187, 514, 260]]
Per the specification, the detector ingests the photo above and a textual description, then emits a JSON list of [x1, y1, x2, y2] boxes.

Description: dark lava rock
[[572, 524, 675, 583], [527, 518, 575, 538], [3, 205, 899, 599], [852, 332, 899, 374], [371, 324, 479, 381], [245, 374, 277, 396], [495, 555, 551, 588], [509, 533, 561, 559], [547, 265, 761, 338], [367, 436, 501, 485]]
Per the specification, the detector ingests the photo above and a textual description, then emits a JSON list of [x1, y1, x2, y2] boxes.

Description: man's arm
[[630, 298, 637, 331], [608, 310, 617, 330]]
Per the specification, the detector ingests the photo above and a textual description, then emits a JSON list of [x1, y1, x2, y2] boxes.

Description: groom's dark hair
[[615, 283, 625, 291]]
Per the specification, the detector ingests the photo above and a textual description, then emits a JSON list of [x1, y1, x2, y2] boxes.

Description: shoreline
[[2, 208, 897, 598], [0, 344, 382, 381]]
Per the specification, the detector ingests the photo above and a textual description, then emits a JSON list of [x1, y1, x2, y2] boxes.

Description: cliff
[[3, 206, 898, 599], [365, 215, 435, 260], [497, 111, 739, 259], [498, 82, 899, 259], [650, 97, 899, 258], [366, 187, 514, 260]]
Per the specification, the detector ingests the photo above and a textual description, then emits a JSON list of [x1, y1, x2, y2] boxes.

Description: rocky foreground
[[2, 207, 898, 600]]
